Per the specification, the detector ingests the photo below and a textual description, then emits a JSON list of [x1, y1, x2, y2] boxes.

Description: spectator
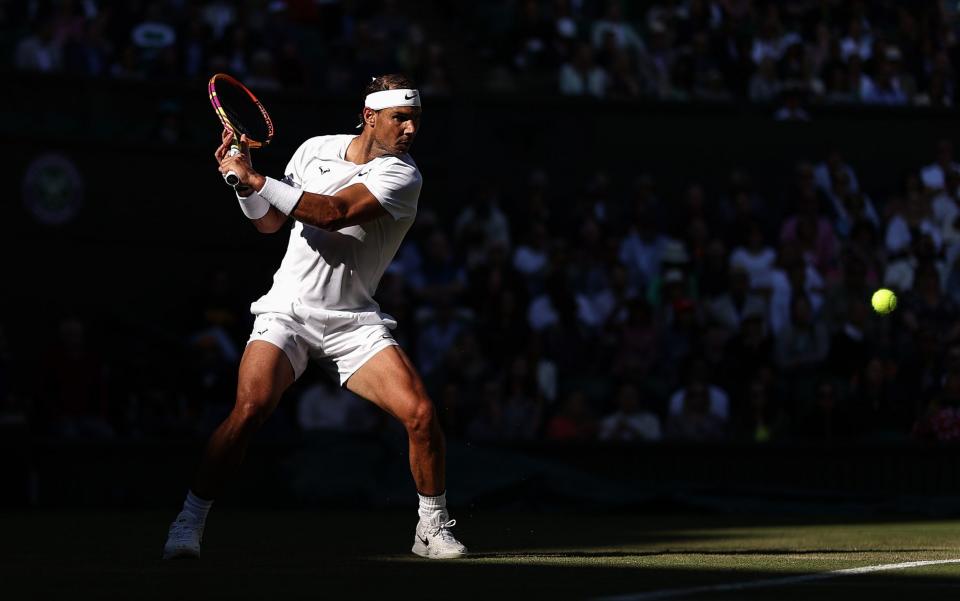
[[15, 20, 61, 72], [611, 297, 660, 384], [297, 377, 379, 433], [749, 57, 780, 102], [773, 85, 811, 121], [884, 192, 942, 269], [721, 303, 775, 395], [513, 221, 551, 294], [546, 389, 597, 441], [466, 381, 506, 442], [10, 0, 960, 109], [667, 366, 730, 424], [410, 230, 466, 307], [846, 357, 910, 439], [814, 149, 861, 195], [751, 9, 785, 65], [737, 376, 787, 442], [780, 191, 840, 279], [840, 18, 872, 62], [775, 294, 830, 403], [666, 381, 726, 441], [729, 221, 777, 290], [499, 356, 543, 440], [823, 169, 881, 238], [41, 317, 113, 439], [598, 382, 661, 442], [559, 41, 608, 97], [900, 262, 960, 343], [703, 266, 767, 336], [455, 185, 512, 268], [607, 48, 643, 99], [591, 2, 645, 59], [417, 299, 466, 377], [442, 331, 491, 402], [620, 213, 670, 293], [795, 379, 842, 439], [826, 298, 875, 384], [512, 0, 555, 75], [921, 140, 960, 192], [930, 168, 960, 238], [860, 47, 908, 105]]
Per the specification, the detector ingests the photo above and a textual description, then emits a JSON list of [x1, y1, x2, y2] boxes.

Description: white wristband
[[257, 176, 302, 216], [237, 189, 270, 220]]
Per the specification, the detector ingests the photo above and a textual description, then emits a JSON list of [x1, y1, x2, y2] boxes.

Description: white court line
[[594, 559, 960, 601]]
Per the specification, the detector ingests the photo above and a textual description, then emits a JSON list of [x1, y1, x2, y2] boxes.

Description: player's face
[[376, 107, 421, 154]]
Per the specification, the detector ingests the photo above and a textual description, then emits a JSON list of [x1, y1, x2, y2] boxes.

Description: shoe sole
[[162, 548, 200, 560], [411, 540, 467, 559]]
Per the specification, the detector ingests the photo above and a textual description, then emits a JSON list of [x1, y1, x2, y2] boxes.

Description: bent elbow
[[317, 204, 349, 231], [256, 224, 281, 234], [252, 214, 286, 234]]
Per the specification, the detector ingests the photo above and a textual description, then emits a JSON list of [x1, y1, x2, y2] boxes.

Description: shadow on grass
[[2, 510, 959, 601]]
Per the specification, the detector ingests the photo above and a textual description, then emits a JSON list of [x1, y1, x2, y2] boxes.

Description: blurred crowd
[[5, 136, 960, 445], [6, 0, 960, 446], [6, 0, 960, 109]]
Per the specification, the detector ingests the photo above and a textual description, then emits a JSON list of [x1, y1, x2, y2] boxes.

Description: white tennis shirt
[[250, 135, 421, 320]]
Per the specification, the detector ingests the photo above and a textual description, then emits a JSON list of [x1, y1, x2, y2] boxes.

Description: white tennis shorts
[[247, 306, 399, 385]]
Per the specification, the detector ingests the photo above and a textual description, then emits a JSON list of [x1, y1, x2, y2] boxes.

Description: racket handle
[[223, 145, 241, 187]]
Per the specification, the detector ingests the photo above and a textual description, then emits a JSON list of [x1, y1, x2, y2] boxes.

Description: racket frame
[[207, 73, 275, 187]]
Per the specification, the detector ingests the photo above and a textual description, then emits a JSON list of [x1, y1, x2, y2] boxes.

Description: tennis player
[[163, 74, 467, 560]]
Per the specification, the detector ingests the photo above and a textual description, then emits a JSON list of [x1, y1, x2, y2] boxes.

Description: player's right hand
[[214, 128, 252, 164]]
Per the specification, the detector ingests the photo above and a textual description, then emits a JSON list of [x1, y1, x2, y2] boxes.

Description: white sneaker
[[412, 513, 467, 559], [162, 512, 203, 559]]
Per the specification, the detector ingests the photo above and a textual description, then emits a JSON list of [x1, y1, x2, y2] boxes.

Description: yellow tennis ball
[[871, 288, 897, 314]]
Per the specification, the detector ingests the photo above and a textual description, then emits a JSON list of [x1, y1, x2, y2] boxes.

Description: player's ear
[[364, 107, 377, 128]]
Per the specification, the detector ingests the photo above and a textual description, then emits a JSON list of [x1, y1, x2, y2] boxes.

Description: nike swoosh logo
[[257, 329, 268, 335], [405, 92, 418, 99], [358, 170, 371, 176], [418, 534, 429, 546], [319, 166, 330, 174]]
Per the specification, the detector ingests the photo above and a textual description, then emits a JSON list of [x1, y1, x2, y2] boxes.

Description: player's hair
[[357, 73, 417, 128]]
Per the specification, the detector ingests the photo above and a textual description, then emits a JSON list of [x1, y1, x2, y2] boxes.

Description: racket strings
[[222, 105, 250, 136], [209, 75, 274, 146]]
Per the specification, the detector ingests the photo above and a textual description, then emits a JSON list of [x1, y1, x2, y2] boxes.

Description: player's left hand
[[218, 134, 263, 189]]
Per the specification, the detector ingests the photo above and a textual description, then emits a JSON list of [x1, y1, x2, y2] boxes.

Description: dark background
[[4, 0, 960, 515]]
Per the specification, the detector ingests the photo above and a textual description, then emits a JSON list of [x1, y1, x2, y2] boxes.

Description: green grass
[[3, 511, 959, 600]]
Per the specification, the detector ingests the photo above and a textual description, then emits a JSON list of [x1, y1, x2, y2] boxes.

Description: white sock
[[418, 491, 447, 522], [181, 490, 213, 526]]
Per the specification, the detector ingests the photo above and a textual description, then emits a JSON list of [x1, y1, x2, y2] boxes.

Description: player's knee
[[404, 397, 436, 441], [233, 386, 275, 431]]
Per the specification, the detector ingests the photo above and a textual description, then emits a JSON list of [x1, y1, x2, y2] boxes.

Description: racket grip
[[223, 145, 241, 187]]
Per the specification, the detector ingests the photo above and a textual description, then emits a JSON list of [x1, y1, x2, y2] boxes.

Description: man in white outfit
[[163, 74, 467, 560]]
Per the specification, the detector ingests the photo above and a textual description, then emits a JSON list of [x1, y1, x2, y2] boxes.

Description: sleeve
[[363, 158, 422, 221], [280, 138, 317, 189]]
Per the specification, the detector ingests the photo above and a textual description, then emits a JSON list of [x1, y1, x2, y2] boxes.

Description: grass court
[[4, 510, 960, 600]]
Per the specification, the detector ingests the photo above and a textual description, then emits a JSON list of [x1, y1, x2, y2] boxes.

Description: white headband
[[365, 89, 422, 110]]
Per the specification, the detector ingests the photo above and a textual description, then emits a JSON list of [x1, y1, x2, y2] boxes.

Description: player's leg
[[346, 345, 466, 559], [163, 340, 295, 559], [193, 340, 296, 498], [347, 345, 445, 493]]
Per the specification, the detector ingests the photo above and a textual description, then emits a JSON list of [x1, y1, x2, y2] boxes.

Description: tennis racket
[[207, 73, 275, 187]]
